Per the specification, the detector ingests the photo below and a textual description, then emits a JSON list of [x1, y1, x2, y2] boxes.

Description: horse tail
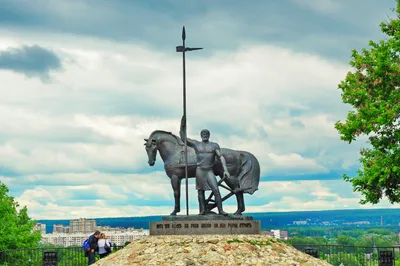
[[237, 151, 260, 195]]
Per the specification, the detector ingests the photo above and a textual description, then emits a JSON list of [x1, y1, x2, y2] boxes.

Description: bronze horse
[[144, 130, 260, 215]]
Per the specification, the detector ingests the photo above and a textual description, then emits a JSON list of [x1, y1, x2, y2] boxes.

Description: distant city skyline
[[34, 217, 149, 246], [0, 0, 399, 219]]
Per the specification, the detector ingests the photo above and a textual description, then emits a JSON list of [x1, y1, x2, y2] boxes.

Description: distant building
[[52, 224, 70, 234], [342, 221, 370, 225], [96, 225, 122, 232], [41, 229, 149, 247], [34, 223, 46, 235], [53, 224, 64, 233], [293, 220, 307, 225], [70, 218, 96, 234], [262, 230, 288, 240], [279, 230, 288, 240]]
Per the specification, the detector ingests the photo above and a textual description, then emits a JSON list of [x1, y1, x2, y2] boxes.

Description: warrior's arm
[[180, 115, 196, 148], [216, 148, 229, 175]]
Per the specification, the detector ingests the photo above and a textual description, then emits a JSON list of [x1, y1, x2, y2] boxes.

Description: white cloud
[[245, 180, 400, 213], [0, 26, 373, 218], [0, 32, 353, 177], [12, 179, 400, 220], [268, 153, 328, 174]]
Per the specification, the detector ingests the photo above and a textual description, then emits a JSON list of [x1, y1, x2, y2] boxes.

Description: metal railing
[[3, 243, 399, 266], [0, 245, 125, 266], [293, 244, 399, 266]]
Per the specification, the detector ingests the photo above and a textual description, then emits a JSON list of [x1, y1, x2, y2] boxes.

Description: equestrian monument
[[146, 26, 261, 234], [145, 117, 261, 235]]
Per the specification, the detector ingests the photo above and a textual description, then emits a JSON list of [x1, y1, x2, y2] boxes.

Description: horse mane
[[149, 130, 185, 146]]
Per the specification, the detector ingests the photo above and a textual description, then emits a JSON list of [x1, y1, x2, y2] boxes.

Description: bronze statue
[[144, 129, 260, 216], [180, 115, 229, 215]]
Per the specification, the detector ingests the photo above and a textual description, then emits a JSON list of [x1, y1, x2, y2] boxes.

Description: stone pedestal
[[150, 214, 261, 235]]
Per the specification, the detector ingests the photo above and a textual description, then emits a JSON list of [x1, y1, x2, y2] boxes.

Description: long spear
[[176, 26, 203, 215]]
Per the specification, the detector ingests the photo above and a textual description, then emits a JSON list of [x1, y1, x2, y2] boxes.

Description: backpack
[[105, 240, 111, 253], [82, 238, 90, 251]]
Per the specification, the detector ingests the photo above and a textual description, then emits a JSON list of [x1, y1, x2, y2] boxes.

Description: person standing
[[87, 230, 100, 265], [97, 233, 112, 259]]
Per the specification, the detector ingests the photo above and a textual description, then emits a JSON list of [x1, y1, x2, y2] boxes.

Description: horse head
[[144, 137, 158, 166], [144, 130, 184, 166]]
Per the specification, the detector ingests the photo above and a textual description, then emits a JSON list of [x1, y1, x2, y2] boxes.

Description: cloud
[[11, 179, 400, 220], [243, 180, 400, 213], [0, 45, 62, 81], [267, 153, 329, 174], [0, 34, 355, 179], [0, 0, 398, 219], [0, 0, 394, 61]]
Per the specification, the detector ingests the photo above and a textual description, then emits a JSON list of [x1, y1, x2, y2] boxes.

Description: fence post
[[378, 250, 394, 266], [43, 251, 58, 266], [305, 247, 319, 258]]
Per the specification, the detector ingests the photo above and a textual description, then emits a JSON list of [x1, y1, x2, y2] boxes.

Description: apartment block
[[70, 218, 96, 234], [262, 229, 288, 240], [52, 224, 70, 234], [34, 223, 47, 235]]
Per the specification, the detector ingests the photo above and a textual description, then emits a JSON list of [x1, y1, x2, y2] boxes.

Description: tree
[[335, 0, 400, 204], [0, 181, 41, 250], [336, 234, 357, 246], [285, 236, 328, 245]]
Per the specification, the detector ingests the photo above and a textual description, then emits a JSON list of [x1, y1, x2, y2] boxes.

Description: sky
[[0, 0, 398, 220]]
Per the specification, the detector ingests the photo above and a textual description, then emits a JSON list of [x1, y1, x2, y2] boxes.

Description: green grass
[[226, 239, 244, 244], [227, 237, 277, 246]]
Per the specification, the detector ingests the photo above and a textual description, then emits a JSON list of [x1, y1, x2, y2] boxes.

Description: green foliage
[[335, 0, 400, 204], [366, 228, 393, 235], [286, 236, 328, 246], [247, 238, 276, 246], [37, 242, 64, 248], [287, 227, 328, 237], [287, 227, 399, 246], [335, 229, 366, 238], [336, 234, 357, 246], [285, 228, 400, 266], [226, 239, 243, 244], [357, 233, 398, 247], [0, 247, 89, 266], [328, 252, 367, 266], [226, 238, 276, 246], [0, 182, 41, 251]]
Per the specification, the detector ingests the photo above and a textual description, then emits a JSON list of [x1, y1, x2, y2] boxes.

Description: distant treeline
[[285, 227, 400, 247]]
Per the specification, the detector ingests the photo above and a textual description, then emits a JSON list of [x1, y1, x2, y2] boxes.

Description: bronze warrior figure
[[180, 115, 229, 216]]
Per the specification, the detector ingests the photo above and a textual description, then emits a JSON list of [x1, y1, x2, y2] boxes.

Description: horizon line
[[35, 207, 400, 221]]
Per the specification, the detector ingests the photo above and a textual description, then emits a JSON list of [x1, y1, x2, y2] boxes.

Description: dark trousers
[[99, 252, 109, 259], [88, 251, 95, 265]]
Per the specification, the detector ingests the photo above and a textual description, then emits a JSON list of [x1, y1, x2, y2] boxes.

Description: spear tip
[[182, 26, 186, 41]]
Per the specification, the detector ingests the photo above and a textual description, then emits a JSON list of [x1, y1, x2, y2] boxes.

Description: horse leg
[[234, 191, 245, 215], [170, 175, 181, 215]]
